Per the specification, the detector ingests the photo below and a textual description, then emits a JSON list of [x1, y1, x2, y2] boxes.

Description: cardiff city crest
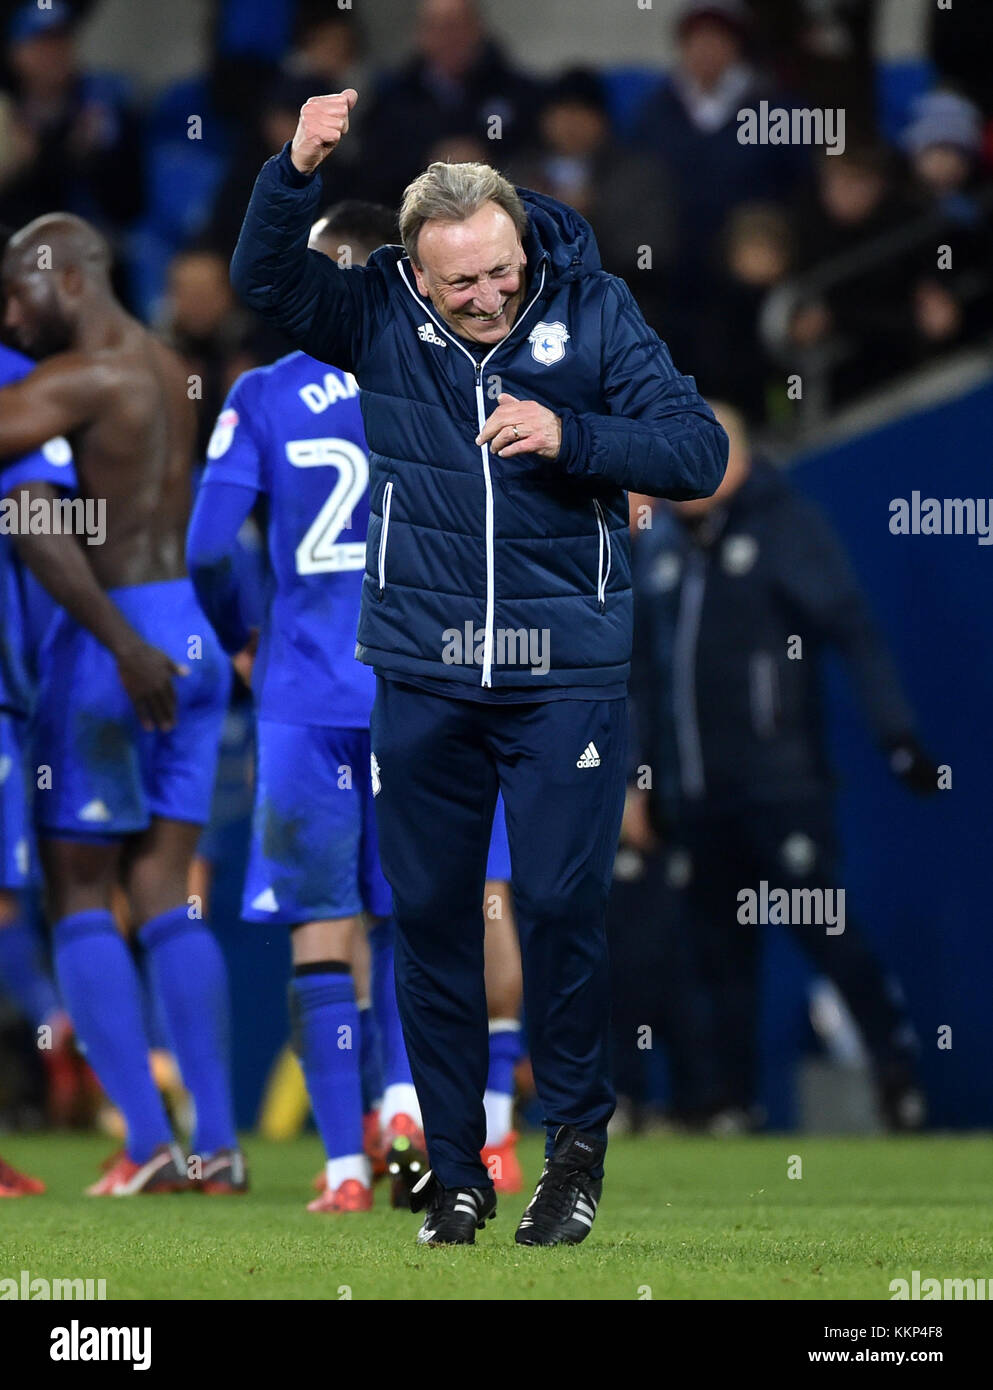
[[529, 321, 570, 365]]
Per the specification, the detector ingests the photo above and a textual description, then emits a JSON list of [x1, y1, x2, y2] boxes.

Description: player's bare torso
[[53, 322, 194, 590]]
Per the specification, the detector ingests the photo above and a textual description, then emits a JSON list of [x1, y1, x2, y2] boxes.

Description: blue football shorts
[[33, 578, 230, 838], [242, 720, 512, 926]]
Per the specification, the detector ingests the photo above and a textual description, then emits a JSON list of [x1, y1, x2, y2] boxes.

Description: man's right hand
[[290, 90, 358, 176], [115, 640, 188, 733]]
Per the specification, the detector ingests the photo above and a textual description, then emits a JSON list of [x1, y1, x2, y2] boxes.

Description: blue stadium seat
[[600, 67, 667, 143], [876, 58, 937, 146]]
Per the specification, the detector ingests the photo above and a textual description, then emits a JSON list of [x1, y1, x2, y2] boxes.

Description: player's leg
[[0, 720, 50, 1186], [356, 726, 428, 1202], [125, 581, 242, 1189], [490, 697, 627, 1246], [352, 920, 386, 1171], [746, 798, 924, 1129], [367, 916, 421, 1139], [481, 796, 524, 1193], [126, 814, 241, 1186], [370, 677, 496, 1235], [43, 835, 182, 1190], [0, 888, 56, 1026], [290, 914, 372, 1212], [242, 720, 373, 1210], [0, 717, 66, 1049], [680, 811, 763, 1126], [0, 887, 81, 1127], [33, 619, 183, 1190]]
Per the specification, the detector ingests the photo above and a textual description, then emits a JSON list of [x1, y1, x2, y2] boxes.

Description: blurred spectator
[[505, 68, 673, 329], [903, 90, 993, 349], [696, 202, 793, 424], [281, 3, 367, 90], [0, 0, 142, 235], [787, 146, 922, 401], [632, 0, 808, 369], [629, 403, 938, 1131], [203, 73, 360, 259], [427, 133, 489, 166], [749, 0, 880, 143], [159, 248, 257, 460], [928, 0, 993, 122], [361, 0, 541, 207]]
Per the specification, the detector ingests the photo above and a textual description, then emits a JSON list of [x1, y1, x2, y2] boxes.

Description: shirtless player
[[0, 213, 242, 1195]]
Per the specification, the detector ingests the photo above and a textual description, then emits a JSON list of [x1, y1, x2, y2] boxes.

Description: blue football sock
[[487, 1020, 521, 1099], [0, 914, 60, 1027], [485, 1020, 522, 1143], [358, 1001, 384, 1114], [137, 949, 171, 1052], [369, 918, 413, 1088], [290, 965, 363, 1160], [53, 910, 172, 1164], [139, 906, 236, 1157]]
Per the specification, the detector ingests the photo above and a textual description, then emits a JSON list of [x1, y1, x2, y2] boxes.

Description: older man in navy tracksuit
[[231, 89, 727, 1246]]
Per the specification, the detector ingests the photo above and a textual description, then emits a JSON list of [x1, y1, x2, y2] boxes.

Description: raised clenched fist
[[290, 90, 358, 176]]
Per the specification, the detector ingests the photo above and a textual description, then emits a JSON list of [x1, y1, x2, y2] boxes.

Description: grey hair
[[399, 162, 528, 265]]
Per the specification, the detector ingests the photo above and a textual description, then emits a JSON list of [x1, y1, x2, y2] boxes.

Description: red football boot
[[85, 1143, 190, 1196], [307, 1178, 374, 1213], [0, 1154, 45, 1196], [481, 1129, 523, 1194], [198, 1148, 249, 1194]]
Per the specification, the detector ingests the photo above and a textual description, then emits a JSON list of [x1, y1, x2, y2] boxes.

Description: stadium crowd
[[0, 0, 991, 427]]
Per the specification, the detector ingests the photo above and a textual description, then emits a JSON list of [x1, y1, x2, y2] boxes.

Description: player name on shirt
[[298, 370, 359, 414]]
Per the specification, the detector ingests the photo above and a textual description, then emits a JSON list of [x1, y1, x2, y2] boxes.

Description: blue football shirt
[[201, 351, 374, 727]]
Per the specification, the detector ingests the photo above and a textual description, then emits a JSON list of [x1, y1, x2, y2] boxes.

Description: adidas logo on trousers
[[576, 741, 600, 768]]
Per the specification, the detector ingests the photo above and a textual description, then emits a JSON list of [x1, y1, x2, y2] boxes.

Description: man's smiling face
[[412, 202, 527, 346]]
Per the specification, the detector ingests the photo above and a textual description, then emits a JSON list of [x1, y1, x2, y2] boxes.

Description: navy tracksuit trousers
[[370, 676, 627, 1189]]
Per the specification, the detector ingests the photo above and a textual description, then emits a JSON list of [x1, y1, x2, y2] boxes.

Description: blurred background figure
[[695, 201, 793, 425], [204, 7, 370, 260], [902, 90, 993, 354], [506, 67, 672, 328], [785, 146, 921, 402], [361, 0, 541, 206], [632, 0, 808, 369], [628, 404, 940, 1132], [0, 0, 142, 239], [159, 248, 257, 460]]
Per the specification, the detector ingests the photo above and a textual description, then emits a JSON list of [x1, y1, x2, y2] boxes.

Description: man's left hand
[[476, 393, 561, 459]]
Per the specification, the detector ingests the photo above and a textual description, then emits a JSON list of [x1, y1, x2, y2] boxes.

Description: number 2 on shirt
[[287, 437, 369, 575]]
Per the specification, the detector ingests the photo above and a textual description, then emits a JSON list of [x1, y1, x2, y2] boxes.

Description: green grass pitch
[[1, 1132, 989, 1300]]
